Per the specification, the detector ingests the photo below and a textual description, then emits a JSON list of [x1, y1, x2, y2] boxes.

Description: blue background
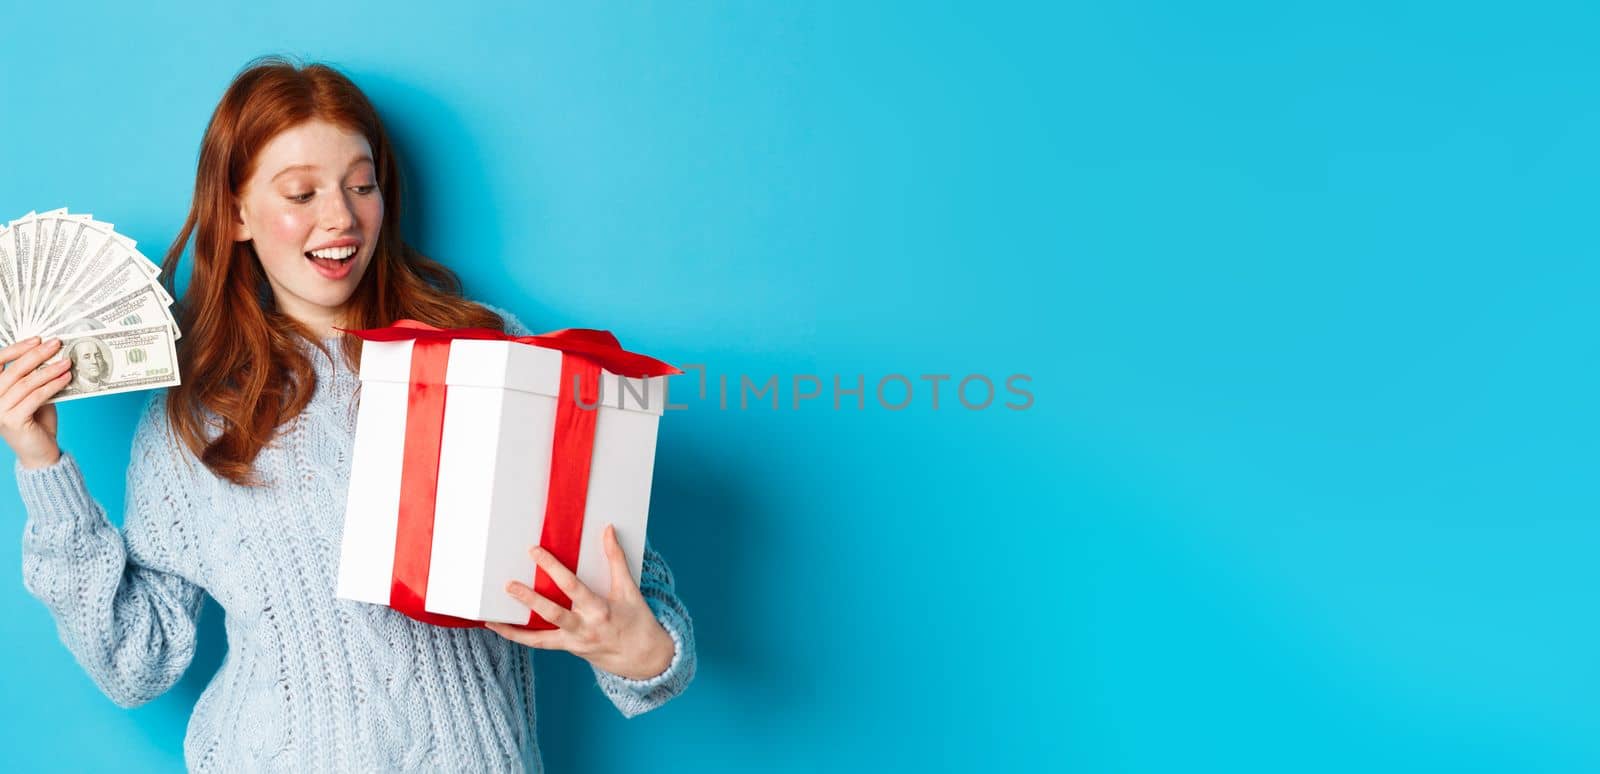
[[0, 1, 1595, 771]]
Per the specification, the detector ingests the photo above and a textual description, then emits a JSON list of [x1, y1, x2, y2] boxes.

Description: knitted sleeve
[[480, 302, 698, 717], [15, 394, 206, 709], [590, 542, 698, 718]]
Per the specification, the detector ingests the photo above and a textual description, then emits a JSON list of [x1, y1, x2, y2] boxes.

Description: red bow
[[345, 318, 682, 378]]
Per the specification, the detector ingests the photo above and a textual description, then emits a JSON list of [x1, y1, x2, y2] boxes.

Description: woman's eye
[[350, 184, 377, 195], [287, 192, 314, 203]]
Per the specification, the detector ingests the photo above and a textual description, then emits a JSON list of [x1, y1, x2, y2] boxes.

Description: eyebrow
[[270, 155, 376, 182]]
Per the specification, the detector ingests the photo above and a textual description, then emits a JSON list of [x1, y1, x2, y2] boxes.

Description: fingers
[[0, 339, 61, 397], [0, 358, 71, 417], [504, 580, 576, 629], [528, 545, 596, 605], [0, 337, 42, 367], [603, 524, 641, 601], [484, 621, 567, 650], [4, 363, 73, 419]]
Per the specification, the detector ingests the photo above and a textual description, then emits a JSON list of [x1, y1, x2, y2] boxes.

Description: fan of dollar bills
[[0, 208, 180, 404]]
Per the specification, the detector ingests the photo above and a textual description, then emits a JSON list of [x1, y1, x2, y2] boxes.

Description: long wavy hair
[[160, 56, 505, 485]]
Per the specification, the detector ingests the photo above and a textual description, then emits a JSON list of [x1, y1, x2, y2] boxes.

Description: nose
[[321, 190, 357, 231]]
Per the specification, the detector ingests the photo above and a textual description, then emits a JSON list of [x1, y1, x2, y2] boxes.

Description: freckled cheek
[[268, 209, 317, 244], [360, 198, 385, 235]]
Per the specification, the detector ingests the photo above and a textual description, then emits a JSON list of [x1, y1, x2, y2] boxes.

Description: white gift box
[[335, 334, 669, 625]]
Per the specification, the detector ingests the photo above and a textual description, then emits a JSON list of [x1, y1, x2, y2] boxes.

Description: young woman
[[0, 57, 694, 771]]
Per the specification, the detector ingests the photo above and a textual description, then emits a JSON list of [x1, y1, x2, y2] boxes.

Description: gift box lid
[[358, 338, 668, 416]]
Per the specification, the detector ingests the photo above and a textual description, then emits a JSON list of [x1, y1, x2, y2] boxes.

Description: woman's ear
[[232, 200, 252, 242]]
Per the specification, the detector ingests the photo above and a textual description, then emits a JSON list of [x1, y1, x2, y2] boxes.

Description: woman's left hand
[[486, 524, 676, 681]]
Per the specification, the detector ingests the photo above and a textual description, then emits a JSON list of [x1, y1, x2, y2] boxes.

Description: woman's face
[[234, 119, 384, 332]]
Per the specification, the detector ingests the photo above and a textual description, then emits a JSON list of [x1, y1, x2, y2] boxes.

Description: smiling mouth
[[306, 245, 358, 270]]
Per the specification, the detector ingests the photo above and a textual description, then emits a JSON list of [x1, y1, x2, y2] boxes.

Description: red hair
[[160, 56, 504, 485]]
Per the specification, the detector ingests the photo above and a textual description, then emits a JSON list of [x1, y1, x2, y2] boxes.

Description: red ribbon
[[344, 319, 681, 629]]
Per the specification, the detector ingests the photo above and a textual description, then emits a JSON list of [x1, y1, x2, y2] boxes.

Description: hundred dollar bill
[[20, 214, 49, 329], [36, 249, 174, 337], [31, 213, 80, 330], [92, 226, 160, 278], [41, 322, 180, 404], [39, 285, 176, 340], [36, 214, 114, 327], [48, 230, 130, 312], [46, 218, 120, 306], [22, 209, 67, 329], [118, 232, 162, 278], [30, 215, 74, 323], [0, 208, 177, 360], [0, 225, 16, 342], [8, 212, 38, 335]]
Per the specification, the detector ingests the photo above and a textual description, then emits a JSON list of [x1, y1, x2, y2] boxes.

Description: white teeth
[[308, 246, 357, 260]]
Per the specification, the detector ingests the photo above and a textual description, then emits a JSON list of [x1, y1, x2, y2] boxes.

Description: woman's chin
[[299, 267, 370, 303]]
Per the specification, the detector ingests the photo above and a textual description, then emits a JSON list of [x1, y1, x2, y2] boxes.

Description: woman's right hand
[[0, 337, 74, 469]]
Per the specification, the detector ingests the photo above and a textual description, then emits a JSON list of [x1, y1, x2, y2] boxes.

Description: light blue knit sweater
[[13, 310, 696, 772]]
